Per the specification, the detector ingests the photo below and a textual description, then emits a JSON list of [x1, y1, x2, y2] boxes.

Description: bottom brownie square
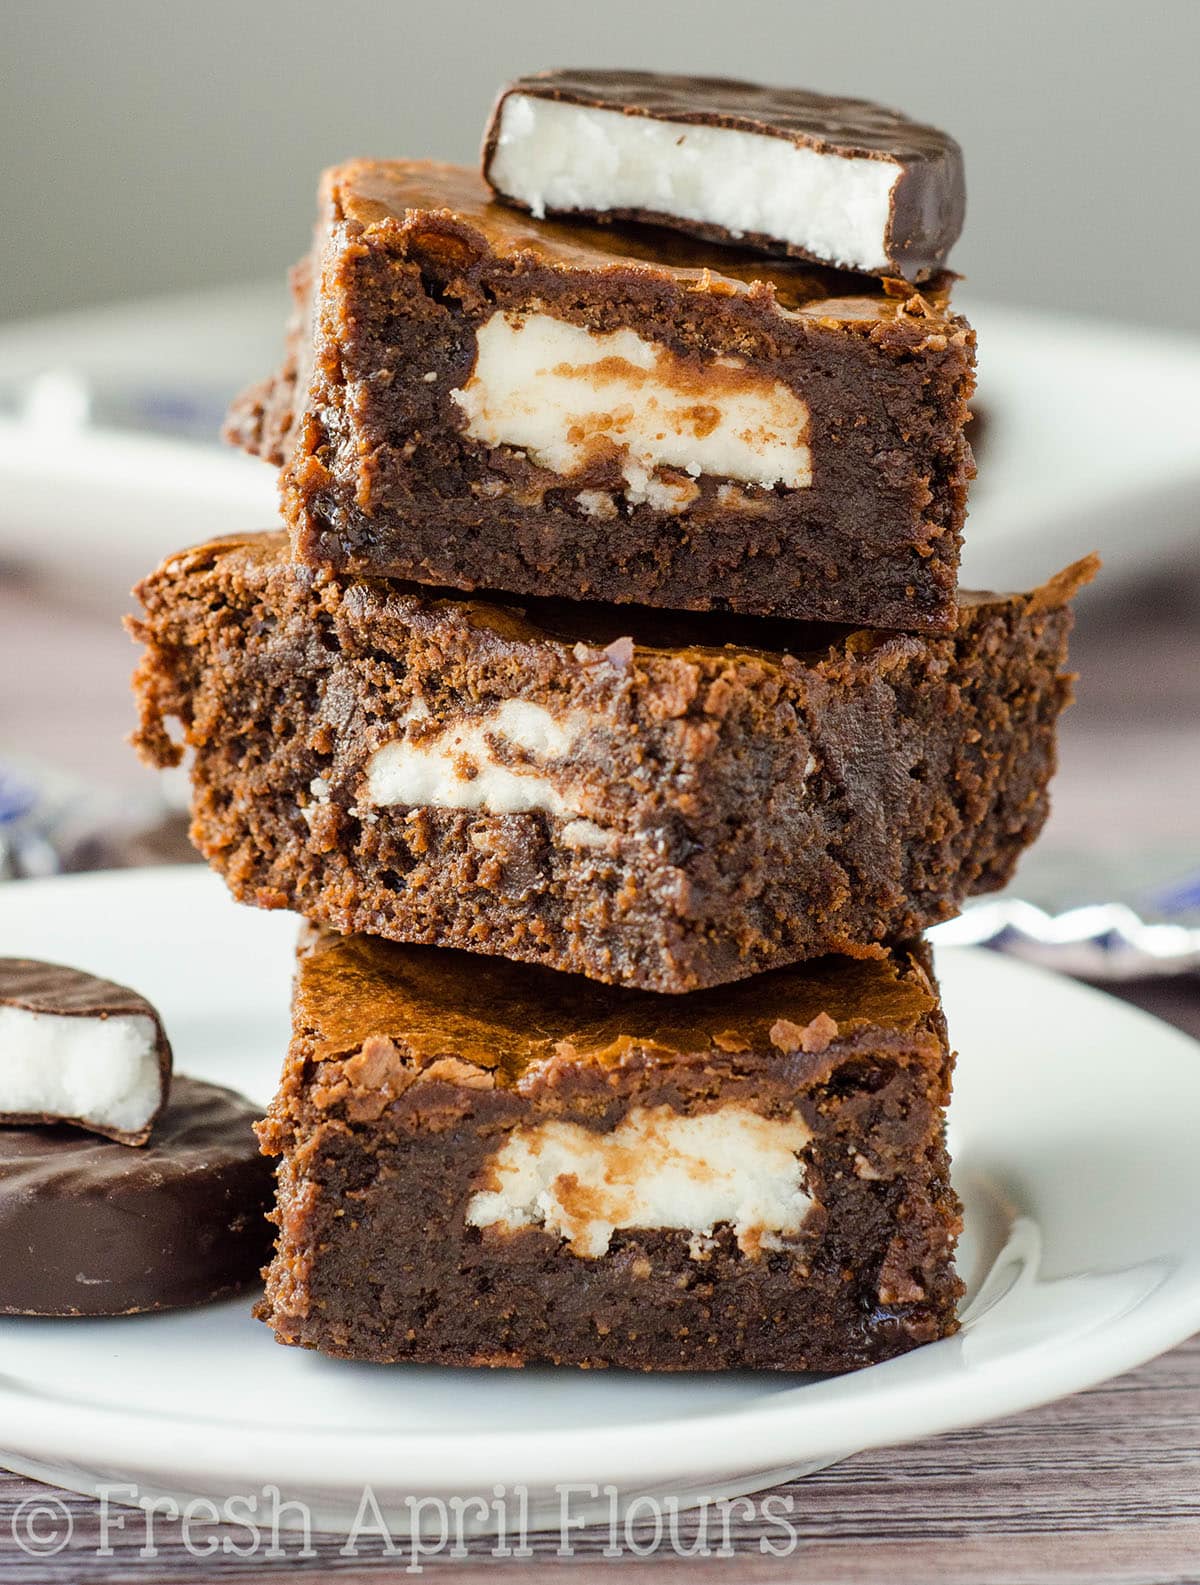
[[257, 930, 963, 1372]]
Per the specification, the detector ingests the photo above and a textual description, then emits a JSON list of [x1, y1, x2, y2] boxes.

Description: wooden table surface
[[1, 547, 1198, 1583]]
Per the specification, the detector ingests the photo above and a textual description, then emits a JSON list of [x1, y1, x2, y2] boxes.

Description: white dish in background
[[0, 288, 1197, 610], [0, 284, 283, 608], [957, 299, 1200, 591], [0, 867, 1198, 1534]]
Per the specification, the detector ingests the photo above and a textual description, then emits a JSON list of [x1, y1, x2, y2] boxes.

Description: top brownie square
[[228, 161, 975, 631]]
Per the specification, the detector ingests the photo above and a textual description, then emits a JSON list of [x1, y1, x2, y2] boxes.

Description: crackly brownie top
[[294, 929, 937, 1085], [144, 533, 1098, 672], [323, 158, 956, 324]]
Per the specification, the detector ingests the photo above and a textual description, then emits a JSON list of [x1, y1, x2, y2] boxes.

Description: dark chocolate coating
[[0, 1076, 273, 1315], [0, 958, 172, 1145], [482, 70, 965, 281]]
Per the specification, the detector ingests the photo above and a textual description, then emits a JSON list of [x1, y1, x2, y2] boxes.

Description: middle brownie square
[[130, 535, 1090, 994]]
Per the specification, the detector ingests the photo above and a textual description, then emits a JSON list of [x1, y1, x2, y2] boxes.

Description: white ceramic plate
[[1, 867, 1199, 1535], [1, 290, 1198, 610]]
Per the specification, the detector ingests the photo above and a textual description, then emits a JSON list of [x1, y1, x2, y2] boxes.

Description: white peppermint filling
[[466, 1104, 812, 1259], [451, 311, 812, 500], [489, 93, 900, 274], [0, 1006, 161, 1133], [364, 698, 597, 824]]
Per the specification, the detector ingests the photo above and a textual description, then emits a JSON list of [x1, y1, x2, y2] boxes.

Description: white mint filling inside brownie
[[354, 696, 817, 852], [0, 1007, 161, 1133], [466, 1105, 813, 1258], [451, 310, 812, 509], [361, 700, 607, 845], [488, 93, 901, 272]]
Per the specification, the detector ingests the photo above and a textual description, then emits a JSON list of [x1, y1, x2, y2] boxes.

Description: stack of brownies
[[129, 71, 1094, 1372]]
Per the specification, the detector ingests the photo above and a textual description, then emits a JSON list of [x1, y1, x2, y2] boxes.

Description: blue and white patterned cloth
[[0, 757, 169, 880], [934, 847, 1200, 979]]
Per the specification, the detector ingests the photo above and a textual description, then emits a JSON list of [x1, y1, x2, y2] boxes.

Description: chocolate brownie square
[[227, 160, 974, 631], [256, 928, 962, 1371], [129, 534, 1094, 994]]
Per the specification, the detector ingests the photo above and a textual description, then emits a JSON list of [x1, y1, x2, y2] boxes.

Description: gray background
[[3, 0, 1199, 330]]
